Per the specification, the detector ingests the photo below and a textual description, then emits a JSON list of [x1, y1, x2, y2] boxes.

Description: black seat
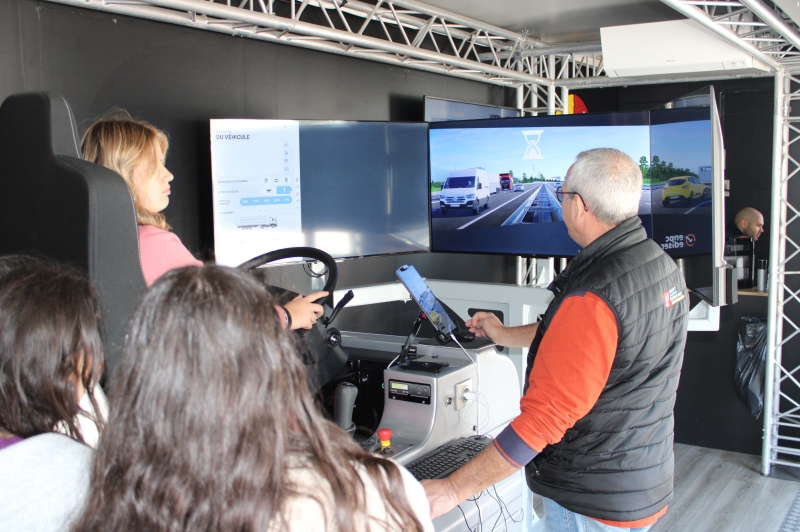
[[0, 92, 146, 375]]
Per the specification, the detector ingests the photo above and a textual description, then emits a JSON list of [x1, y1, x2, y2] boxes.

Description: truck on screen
[[500, 173, 512, 190]]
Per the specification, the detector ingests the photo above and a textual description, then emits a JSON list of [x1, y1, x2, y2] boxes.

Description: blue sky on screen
[[649, 120, 711, 174], [429, 125, 650, 183]]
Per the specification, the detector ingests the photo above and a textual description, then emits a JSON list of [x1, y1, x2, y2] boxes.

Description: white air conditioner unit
[[601, 19, 770, 78]]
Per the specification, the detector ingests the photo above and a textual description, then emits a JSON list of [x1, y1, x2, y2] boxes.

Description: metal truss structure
[[762, 67, 800, 478], [43, 0, 612, 114], [38, 0, 800, 476], [660, 0, 800, 477], [44, 0, 800, 112]]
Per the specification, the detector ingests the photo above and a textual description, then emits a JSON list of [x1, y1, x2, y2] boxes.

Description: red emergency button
[[378, 428, 392, 449]]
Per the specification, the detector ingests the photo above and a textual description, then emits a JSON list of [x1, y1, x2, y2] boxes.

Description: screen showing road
[[396, 265, 456, 336], [429, 112, 651, 257], [211, 120, 430, 266], [649, 106, 713, 258]]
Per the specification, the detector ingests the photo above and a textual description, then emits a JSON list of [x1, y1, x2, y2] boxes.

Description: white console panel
[[340, 332, 533, 532]]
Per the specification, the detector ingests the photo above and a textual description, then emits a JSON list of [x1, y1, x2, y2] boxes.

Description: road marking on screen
[[502, 184, 545, 226], [684, 200, 711, 214], [457, 186, 540, 230]]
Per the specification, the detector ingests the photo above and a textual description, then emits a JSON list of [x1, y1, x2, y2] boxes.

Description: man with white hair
[[423, 148, 689, 531]]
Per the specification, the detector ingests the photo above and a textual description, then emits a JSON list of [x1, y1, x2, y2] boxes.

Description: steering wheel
[[238, 247, 347, 392], [239, 246, 337, 307]]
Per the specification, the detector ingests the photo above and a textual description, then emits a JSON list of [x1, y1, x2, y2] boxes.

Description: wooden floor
[[651, 444, 797, 532], [531, 444, 799, 532]]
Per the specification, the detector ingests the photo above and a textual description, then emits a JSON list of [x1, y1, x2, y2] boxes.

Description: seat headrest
[[0, 92, 81, 159]]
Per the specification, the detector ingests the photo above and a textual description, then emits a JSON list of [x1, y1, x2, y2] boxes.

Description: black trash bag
[[735, 317, 767, 419]]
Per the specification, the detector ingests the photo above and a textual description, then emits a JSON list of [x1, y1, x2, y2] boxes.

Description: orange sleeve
[[508, 291, 618, 453]]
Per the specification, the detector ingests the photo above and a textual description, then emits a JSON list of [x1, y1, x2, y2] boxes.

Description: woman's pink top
[[138, 225, 202, 287], [137, 225, 288, 329]]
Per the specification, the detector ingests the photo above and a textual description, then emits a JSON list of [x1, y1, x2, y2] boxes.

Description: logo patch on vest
[[663, 287, 685, 308]]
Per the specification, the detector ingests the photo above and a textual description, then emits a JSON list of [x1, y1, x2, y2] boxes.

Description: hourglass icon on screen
[[522, 130, 544, 160]]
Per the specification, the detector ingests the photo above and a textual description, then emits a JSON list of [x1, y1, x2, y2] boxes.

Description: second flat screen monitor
[[429, 113, 651, 257], [428, 108, 714, 258]]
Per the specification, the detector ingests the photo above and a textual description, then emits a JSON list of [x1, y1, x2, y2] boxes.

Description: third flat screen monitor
[[428, 107, 713, 258], [649, 102, 714, 259]]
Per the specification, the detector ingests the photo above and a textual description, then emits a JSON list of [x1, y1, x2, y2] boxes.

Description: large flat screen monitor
[[210, 120, 430, 266], [428, 89, 725, 304], [649, 105, 713, 258], [428, 112, 651, 257], [428, 102, 719, 260]]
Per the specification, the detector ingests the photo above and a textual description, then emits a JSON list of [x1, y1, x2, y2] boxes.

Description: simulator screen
[[649, 107, 713, 258], [429, 104, 715, 259], [429, 113, 651, 257], [211, 120, 430, 266]]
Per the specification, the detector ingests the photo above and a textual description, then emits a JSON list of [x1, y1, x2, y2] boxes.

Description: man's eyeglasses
[[555, 186, 588, 211]]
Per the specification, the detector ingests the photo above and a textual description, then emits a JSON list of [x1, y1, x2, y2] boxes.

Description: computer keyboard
[[406, 436, 490, 481]]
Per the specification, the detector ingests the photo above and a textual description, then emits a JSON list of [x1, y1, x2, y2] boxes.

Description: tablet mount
[[397, 311, 450, 373]]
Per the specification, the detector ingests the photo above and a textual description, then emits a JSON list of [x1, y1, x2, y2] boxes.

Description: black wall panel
[[0, 0, 518, 304], [675, 297, 765, 455]]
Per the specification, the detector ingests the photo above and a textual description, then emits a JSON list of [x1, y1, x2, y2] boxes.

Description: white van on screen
[[438, 168, 493, 215]]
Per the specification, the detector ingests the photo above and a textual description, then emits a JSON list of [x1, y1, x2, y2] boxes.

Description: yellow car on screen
[[661, 176, 711, 207]]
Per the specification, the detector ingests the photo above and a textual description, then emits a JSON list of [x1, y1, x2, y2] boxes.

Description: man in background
[[734, 207, 765, 242]]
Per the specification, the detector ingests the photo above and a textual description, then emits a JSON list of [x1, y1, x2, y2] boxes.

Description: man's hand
[[421, 443, 521, 520], [465, 312, 504, 341], [421, 478, 460, 519], [284, 291, 328, 330], [466, 312, 539, 349]]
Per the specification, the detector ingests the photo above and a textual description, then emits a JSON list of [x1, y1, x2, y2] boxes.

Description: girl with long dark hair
[[73, 265, 433, 532], [0, 256, 105, 531]]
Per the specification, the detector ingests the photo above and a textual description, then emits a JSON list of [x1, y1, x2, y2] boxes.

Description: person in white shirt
[[0, 256, 105, 531]]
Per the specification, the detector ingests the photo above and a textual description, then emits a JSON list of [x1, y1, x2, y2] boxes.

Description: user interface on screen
[[396, 265, 456, 336], [429, 112, 651, 257], [210, 120, 430, 266]]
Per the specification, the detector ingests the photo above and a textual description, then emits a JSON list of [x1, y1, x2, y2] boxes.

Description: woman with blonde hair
[[81, 111, 198, 286], [72, 265, 434, 532], [81, 112, 324, 329]]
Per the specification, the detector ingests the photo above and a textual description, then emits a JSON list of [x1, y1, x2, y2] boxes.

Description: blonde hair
[[81, 110, 171, 230]]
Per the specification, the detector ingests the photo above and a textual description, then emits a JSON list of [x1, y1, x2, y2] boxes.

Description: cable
[[386, 353, 400, 369], [491, 485, 523, 524], [486, 489, 506, 532], [474, 494, 483, 532], [462, 391, 490, 434], [456, 504, 476, 532], [465, 491, 484, 532], [302, 260, 328, 278]]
